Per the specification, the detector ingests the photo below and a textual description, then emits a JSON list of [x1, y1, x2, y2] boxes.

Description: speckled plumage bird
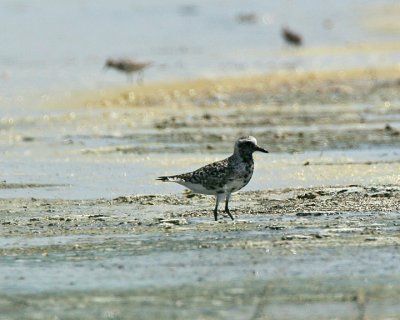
[[157, 136, 269, 221], [105, 59, 152, 83]]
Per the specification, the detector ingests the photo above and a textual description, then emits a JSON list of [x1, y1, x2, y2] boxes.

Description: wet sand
[[1, 186, 399, 319], [1, 65, 400, 319]]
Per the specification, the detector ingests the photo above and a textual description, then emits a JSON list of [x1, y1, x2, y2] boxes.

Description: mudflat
[[1, 67, 400, 319]]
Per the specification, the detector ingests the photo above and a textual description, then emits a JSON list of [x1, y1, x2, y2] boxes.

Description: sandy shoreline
[[70, 66, 400, 108]]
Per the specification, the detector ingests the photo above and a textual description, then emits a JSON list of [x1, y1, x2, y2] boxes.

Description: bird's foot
[[225, 209, 234, 220], [213, 209, 218, 221]]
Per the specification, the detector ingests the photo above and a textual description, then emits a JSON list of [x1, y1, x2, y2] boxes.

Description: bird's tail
[[157, 173, 187, 182], [156, 176, 173, 182]]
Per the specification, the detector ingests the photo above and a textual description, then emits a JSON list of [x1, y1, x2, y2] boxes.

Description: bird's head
[[234, 136, 269, 159], [104, 59, 116, 69]]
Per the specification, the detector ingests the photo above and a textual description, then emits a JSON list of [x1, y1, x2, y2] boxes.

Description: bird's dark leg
[[213, 206, 218, 221], [224, 193, 234, 220], [214, 193, 223, 221]]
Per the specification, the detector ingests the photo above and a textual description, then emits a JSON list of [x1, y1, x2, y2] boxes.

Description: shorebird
[[281, 27, 303, 46], [157, 136, 269, 221], [104, 59, 152, 83]]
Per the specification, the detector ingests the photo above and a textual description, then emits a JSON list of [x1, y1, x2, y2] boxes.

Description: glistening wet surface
[[2, 1, 400, 319], [1, 147, 399, 199], [2, 71, 400, 199]]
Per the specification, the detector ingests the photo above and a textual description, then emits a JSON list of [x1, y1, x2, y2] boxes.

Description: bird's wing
[[157, 158, 232, 186], [185, 158, 231, 187]]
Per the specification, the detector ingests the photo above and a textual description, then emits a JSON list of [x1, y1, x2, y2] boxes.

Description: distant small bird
[[105, 59, 152, 83], [157, 136, 269, 221], [281, 27, 303, 46]]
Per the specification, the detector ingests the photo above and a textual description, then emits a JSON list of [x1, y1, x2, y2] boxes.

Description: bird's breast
[[224, 161, 254, 192]]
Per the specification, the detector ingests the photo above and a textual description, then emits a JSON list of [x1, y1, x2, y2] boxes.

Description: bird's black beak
[[255, 145, 269, 153]]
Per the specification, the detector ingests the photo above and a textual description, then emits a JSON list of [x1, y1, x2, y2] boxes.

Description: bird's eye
[[241, 141, 252, 147]]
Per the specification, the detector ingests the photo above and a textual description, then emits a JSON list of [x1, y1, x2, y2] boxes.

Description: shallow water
[[2, 243, 400, 295], [1, 205, 400, 294], [1, 147, 399, 199]]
